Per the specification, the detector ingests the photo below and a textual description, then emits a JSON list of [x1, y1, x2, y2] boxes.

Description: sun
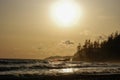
[[50, 0, 82, 27]]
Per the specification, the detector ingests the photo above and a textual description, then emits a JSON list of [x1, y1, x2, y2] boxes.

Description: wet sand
[[0, 74, 120, 80]]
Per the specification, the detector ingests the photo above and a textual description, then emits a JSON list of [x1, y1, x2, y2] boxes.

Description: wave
[[0, 59, 120, 80]]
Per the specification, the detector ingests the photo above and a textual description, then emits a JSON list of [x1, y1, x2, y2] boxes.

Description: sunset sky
[[0, 0, 120, 59]]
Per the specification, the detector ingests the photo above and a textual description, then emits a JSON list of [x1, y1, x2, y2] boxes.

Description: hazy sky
[[0, 0, 120, 59]]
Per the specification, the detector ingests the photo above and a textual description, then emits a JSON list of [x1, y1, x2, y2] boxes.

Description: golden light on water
[[50, 0, 83, 27], [61, 68, 74, 73]]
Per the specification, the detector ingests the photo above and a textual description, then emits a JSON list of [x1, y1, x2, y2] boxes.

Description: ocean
[[0, 59, 120, 80]]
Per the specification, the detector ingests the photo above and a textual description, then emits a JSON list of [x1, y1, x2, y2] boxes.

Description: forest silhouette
[[73, 32, 120, 62]]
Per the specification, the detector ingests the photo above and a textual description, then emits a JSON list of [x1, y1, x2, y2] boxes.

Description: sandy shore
[[0, 74, 120, 80]]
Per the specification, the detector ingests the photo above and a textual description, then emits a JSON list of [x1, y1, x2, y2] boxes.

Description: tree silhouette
[[72, 31, 120, 62]]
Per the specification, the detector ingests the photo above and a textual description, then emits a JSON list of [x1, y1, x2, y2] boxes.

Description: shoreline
[[0, 74, 120, 80]]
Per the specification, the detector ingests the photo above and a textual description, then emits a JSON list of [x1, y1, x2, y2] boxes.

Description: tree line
[[72, 32, 120, 62]]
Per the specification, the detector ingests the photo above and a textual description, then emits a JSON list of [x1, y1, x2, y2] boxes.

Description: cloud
[[62, 40, 74, 45], [59, 40, 74, 47]]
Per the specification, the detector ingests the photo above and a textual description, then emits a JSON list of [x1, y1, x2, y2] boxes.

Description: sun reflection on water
[[61, 68, 74, 73]]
